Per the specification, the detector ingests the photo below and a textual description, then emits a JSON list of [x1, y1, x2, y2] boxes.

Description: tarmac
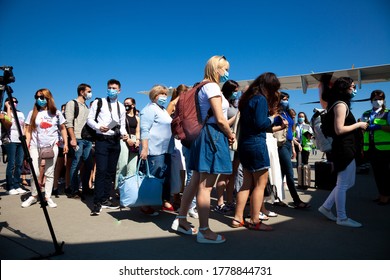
[[0, 151, 389, 260]]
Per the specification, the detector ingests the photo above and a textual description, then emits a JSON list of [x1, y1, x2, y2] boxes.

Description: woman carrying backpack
[[171, 55, 235, 243], [318, 77, 368, 227]]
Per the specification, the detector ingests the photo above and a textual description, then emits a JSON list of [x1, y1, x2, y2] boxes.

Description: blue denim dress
[[238, 94, 272, 172], [189, 123, 232, 175]]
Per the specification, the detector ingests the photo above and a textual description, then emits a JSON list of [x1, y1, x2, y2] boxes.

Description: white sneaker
[[188, 207, 199, 219], [318, 206, 337, 221], [337, 218, 362, 228], [21, 196, 37, 208], [16, 187, 27, 194], [46, 198, 57, 208], [7, 189, 19, 195]]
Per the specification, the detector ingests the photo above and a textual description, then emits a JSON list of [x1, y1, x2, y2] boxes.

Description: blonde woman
[[22, 89, 68, 208], [171, 55, 235, 243], [139, 85, 175, 215]]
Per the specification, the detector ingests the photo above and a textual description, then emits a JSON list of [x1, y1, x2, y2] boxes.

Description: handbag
[[39, 145, 55, 159], [118, 159, 163, 207], [230, 112, 240, 152], [81, 124, 96, 142], [273, 128, 287, 147], [264, 182, 278, 200]]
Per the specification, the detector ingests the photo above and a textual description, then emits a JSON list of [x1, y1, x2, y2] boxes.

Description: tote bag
[[118, 159, 163, 207]]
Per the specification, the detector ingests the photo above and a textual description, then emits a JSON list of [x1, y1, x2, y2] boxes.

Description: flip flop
[[247, 221, 273, 231], [294, 202, 311, 209], [231, 219, 247, 228]]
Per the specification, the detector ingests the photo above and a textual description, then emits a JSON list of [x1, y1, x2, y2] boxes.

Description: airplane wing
[[300, 98, 371, 105], [237, 64, 390, 93], [138, 64, 390, 96]]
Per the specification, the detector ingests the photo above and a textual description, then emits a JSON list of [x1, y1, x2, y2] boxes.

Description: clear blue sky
[[1, 0, 390, 120]]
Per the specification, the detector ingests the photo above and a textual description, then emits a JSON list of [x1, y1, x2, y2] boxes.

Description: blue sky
[[1, 0, 389, 120]]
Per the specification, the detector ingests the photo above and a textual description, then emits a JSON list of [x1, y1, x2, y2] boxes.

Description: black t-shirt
[[327, 105, 361, 172], [125, 114, 137, 135]]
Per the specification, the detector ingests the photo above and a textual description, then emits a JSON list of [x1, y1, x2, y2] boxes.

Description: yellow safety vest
[[362, 109, 390, 151]]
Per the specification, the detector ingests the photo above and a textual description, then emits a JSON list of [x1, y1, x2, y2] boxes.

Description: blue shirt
[[140, 102, 173, 155], [275, 111, 294, 141]]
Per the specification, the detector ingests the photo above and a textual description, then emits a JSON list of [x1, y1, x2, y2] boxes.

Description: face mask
[[107, 89, 118, 100], [298, 117, 304, 124], [230, 91, 241, 100], [125, 105, 131, 111], [36, 98, 47, 107], [219, 70, 229, 83], [280, 100, 289, 110], [350, 89, 357, 99], [157, 96, 167, 107], [85, 91, 92, 100], [372, 100, 384, 108]]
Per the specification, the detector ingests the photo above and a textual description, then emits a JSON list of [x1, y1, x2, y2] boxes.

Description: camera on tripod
[[0, 66, 15, 85]]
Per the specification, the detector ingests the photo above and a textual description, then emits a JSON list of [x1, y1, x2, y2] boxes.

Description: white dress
[[265, 132, 285, 202]]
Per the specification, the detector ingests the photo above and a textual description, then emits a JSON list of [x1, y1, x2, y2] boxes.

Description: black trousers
[[367, 149, 390, 196]]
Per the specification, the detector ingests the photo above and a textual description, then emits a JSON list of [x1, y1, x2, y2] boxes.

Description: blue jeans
[[69, 139, 93, 194], [278, 140, 301, 204], [4, 142, 24, 190], [94, 138, 121, 204], [145, 154, 171, 202], [182, 146, 196, 208]]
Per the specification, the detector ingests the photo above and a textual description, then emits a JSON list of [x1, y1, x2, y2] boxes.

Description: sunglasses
[[35, 95, 46, 100]]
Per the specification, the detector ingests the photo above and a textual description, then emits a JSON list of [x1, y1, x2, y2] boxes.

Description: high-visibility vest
[[362, 109, 390, 151]]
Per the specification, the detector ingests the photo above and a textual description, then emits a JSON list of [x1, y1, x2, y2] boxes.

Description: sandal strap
[[176, 216, 187, 219], [199, 227, 209, 231]]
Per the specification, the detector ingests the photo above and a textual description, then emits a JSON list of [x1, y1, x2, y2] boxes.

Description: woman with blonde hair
[[139, 85, 175, 216], [22, 89, 68, 208], [171, 55, 235, 243]]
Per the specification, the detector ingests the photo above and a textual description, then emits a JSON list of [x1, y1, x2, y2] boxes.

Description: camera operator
[[87, 79, 128, 216]]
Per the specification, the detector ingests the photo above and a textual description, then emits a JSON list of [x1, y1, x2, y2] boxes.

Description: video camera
[[0, 66, 15, 85]]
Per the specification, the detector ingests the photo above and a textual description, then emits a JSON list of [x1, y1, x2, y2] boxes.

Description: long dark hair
[[238, 72, 280, 114], [221, 80, 239, 100], [322, 77, 354, 108]]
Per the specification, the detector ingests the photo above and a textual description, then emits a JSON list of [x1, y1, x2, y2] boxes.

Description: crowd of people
[[1, 55, 389, 244]]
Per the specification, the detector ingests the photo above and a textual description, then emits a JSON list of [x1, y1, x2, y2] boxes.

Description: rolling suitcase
[[314, 161, 337, 190], [297, 152, 311, 189], [297, 164, 311, 189]]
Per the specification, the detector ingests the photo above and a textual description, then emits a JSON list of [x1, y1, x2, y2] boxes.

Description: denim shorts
[[188, 123, 232, 175], [238, 135, 270, 172]]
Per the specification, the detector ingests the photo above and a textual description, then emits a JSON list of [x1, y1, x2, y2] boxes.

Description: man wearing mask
[[65, 83, 94, 199], [88, 79, 128, 216]]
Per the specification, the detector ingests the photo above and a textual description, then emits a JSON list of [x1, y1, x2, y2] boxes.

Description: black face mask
[[125, 105, 131, 111]]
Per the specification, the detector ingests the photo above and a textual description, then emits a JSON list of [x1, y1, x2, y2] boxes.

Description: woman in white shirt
[[22, 89, 68, 208]]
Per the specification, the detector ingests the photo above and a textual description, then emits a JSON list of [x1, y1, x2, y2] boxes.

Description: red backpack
[[171, 81, 210, 148]]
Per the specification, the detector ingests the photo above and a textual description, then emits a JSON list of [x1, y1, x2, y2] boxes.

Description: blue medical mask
[[298, 117, 304, 124], [350, 89, 357, 99], [157, 96, 167, 107], [280, 100, 289, 110], [220, 70, 229, 83], [107, 89, 119, 100], [230, 91, 240, 100], [36, 98, 47, 107]]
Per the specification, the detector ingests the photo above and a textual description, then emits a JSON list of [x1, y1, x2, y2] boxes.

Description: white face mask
[[372, 100, 384, 108]]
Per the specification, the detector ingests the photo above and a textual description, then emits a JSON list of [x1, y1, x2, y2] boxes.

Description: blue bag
[[118, 159, 163, 207]]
